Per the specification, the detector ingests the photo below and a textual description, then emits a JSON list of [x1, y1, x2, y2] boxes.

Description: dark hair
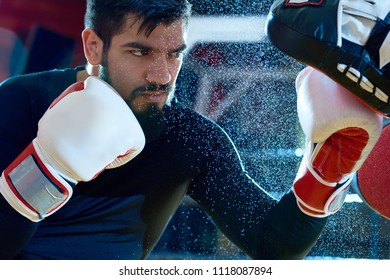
[[85, 0, 192, 51]]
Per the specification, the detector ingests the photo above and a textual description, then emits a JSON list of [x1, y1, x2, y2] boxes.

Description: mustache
[[132, 84, 173, 98]]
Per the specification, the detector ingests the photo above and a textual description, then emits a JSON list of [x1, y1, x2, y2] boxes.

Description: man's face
[[99, 16, 187, 114]]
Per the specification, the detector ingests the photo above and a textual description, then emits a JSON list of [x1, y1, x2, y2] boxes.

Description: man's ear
[[82, 28, 104, 66]]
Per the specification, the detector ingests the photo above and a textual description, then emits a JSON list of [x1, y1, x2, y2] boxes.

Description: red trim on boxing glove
[[49, 81, 85, 109], [293, 163, 352, 217], [292, 127, 369, 217]]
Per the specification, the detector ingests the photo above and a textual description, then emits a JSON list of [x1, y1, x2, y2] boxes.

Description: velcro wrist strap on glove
[[0, 142, 74, 222], [293, 142, 354, 217]]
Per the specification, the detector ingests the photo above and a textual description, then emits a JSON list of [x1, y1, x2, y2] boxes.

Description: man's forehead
[[124, 15, 187, 36], [120, 16, 187, 48]]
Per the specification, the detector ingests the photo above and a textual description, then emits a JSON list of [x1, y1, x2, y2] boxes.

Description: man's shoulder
[[170, 100, 217, 127], [0, 67, 81, 115], [0, 68, 77, 92]]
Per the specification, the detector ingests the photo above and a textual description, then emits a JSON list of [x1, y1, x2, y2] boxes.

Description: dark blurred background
[[0, 0, 388, 260], [0, 0, 275, 78]]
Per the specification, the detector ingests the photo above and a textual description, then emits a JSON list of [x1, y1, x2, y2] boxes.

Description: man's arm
[[0, 195, 40, 259], [189, 68, 382, 259], [0, 76, 145, 258], [0, 78, 41, 259], [187, 119, 327, 259]]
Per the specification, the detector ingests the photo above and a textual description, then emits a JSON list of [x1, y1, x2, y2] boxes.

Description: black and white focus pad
[[265, 0, 390, 116], [352, 121, 390, 220]]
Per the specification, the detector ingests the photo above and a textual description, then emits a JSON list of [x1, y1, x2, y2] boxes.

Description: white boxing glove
[[293, 67, 383, 217], [0, 76, 145, 221]]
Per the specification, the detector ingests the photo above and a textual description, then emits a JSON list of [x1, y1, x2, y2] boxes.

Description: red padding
[[357, 124, 390, 219]]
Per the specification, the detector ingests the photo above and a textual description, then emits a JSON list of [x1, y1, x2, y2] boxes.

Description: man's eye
[[131, 49, 149, 56], [169, 51, 183, 59]]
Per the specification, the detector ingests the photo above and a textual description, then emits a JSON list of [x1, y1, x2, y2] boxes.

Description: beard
[[132, 104, 167, 143], [99, 61, 169, 143]]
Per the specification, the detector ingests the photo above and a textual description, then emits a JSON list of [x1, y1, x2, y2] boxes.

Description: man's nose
[[145, 54, 172, 85]]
